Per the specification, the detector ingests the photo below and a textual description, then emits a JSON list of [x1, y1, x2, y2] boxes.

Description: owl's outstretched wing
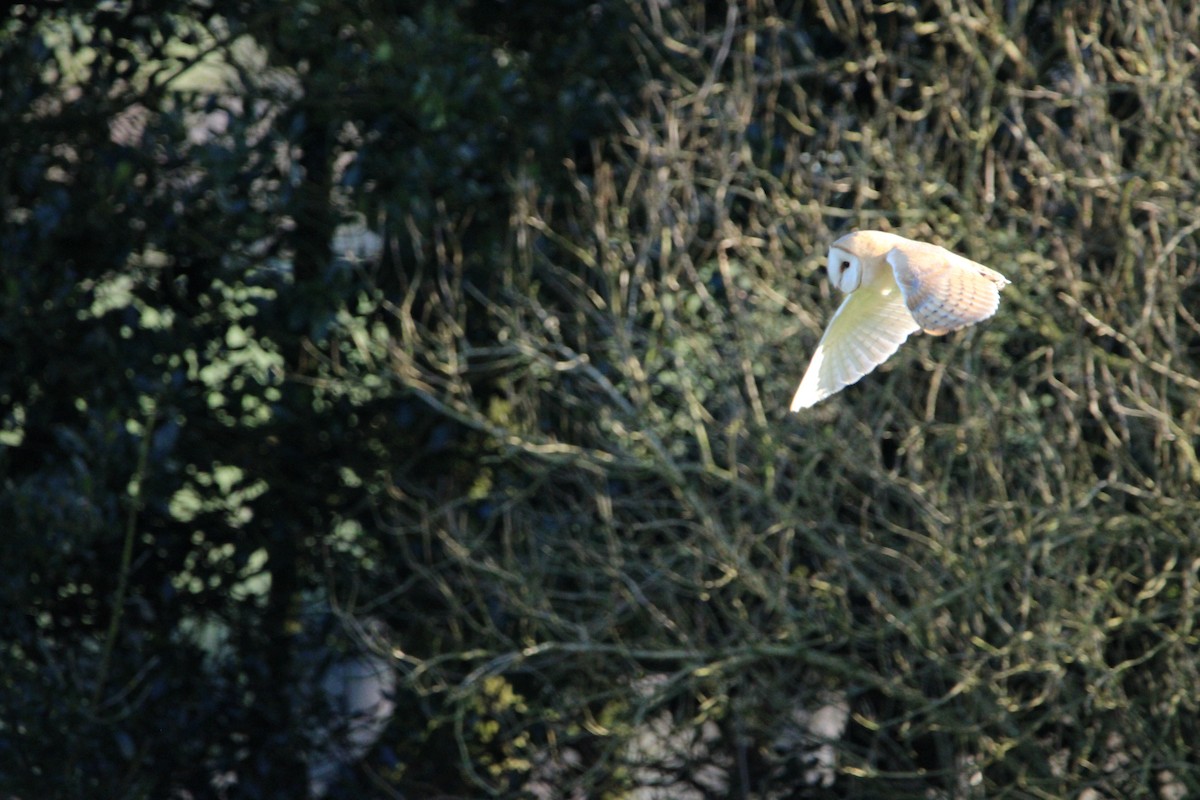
[[887, 244, 1009, 336], [790, 280, 920, 411]]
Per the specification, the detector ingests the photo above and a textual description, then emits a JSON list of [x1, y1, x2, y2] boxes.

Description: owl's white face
[[826, 246, 863, 293], [791, 230, 1010, 411]]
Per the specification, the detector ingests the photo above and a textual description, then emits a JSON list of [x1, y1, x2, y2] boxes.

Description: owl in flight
[[790, 231, 1009, 411]]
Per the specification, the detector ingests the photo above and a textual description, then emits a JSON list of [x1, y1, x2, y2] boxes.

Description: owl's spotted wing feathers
[[887, 244, 1010, 336], [789, 279, 921, 411], [790, 232, 1010, 411]]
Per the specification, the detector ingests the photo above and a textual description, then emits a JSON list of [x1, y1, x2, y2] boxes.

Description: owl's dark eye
[[840, 260, 851, 272]]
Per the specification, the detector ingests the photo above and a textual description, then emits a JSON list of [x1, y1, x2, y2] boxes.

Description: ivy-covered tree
[[4, 1, 1200, 798]]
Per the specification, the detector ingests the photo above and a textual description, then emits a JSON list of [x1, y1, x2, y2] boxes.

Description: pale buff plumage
[[790, 231, 1009, 411]]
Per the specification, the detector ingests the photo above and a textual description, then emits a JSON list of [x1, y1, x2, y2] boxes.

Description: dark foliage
[[3, 1, 1199, 798]]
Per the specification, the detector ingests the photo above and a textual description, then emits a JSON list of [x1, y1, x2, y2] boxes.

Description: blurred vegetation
[[3, 1, 1200, 798]]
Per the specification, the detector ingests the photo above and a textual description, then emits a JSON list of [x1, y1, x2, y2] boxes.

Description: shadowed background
[[3, 1, 1199, 797]]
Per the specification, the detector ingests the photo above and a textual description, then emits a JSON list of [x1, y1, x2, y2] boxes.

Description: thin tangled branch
[[369, 1, 1200, 797]]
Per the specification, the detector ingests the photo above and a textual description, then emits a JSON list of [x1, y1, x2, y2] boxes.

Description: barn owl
[[790, 231, 1009, 411]]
